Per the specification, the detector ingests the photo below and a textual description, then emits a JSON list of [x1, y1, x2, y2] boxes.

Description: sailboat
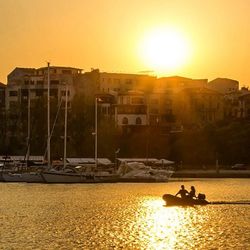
[[42, 96, 119, 183], [3, 63, 52, 183]]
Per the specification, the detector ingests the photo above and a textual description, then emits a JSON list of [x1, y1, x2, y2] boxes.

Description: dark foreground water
[[0, 179, 249, 249]]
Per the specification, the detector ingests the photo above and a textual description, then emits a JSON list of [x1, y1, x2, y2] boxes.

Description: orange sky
[[0, 0, 249, 86]]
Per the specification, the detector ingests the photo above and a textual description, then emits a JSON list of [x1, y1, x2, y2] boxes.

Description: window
[[132, 97, 144, 104], [21, 89, 28, 96], [122, 117, 128, 125], [51, 80, 59, 85], [125, 79, 132, 84], [120, 96, 124, 104], [36, 89, 43, 96], [9, 91, 18, 97], [150, 108, 159, 114], [126, 96, 130, 104], [62, 70, 72, 74], [37, 80, 44, 85], [136, 117, 142, 125]]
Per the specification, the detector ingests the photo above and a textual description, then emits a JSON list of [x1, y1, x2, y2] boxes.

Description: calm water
[[0, 179, 249, 249]]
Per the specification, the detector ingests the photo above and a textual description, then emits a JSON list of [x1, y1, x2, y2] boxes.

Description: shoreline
[[172, 169, 250, 178]]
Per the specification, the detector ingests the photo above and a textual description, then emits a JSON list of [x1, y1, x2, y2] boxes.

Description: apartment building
[[99, 72, 156, 94], [156, 76, 208, 94], [208, 78, 239, 94], [147, 91, 175, 126], [0, 82, 6, 109], [174, 88, 224, 127], [115, 90, 147, 126], [239, 93, 250, 119], [6, 66, 83, 110]]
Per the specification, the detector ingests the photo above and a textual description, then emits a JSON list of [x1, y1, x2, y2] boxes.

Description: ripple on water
[[0, 179, 249, 249]]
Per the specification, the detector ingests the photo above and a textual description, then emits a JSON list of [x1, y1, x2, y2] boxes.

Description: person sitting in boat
[[175, 185, 189, 198], [188, 186, 196, 199]]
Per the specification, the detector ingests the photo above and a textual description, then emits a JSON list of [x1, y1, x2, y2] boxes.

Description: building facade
[[6, 66, 83, 110], [208, 78, 239, 94], [174, 88, 224, 127]]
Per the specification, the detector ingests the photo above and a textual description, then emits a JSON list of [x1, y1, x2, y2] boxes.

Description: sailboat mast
[[95, 97, 98, 168], [47, 62, 51, 167], [63, 83, 68, 169], [26, 76, 31, 163]]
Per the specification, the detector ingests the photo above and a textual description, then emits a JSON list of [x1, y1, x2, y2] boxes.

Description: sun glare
[[139, 28, 191, 74]]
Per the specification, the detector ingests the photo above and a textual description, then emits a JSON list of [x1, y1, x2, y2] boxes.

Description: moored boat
[[117, 161, 174, 182], [162, 194, 209, 206], [42, 170, 118, 183], [42, 164, 119, 183]]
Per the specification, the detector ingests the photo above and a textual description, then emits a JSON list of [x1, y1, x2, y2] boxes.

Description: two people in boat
[[175, 185, 196, 199]]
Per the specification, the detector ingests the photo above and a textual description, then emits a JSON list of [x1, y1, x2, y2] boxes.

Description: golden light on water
[[139, 27, 192, 75], [134, 198, 198, 249]]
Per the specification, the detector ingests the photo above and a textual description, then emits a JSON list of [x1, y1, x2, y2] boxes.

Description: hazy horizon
[[0, 0, 249, 86]]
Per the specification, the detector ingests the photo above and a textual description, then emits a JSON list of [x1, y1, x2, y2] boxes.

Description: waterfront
[[0, 179, 249, 249]]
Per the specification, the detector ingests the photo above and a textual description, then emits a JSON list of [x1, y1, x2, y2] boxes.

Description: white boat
[[117, 161, 174, 182], [42, 165, 118, 183]]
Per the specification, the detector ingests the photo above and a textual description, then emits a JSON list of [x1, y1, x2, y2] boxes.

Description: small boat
[[117, 162, 174, 182], [162, 194, 209, 206]]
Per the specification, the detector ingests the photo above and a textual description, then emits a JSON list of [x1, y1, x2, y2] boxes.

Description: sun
[[139, 28, 191, 74]]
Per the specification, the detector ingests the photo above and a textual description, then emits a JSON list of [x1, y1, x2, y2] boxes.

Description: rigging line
[[43, 97, 63, 160]]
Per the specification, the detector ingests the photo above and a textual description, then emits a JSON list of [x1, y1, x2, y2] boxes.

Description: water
[[0, 179, 249, 249]]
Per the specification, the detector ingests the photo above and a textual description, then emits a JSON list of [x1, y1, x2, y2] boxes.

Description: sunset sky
[[0, 0, 249, 86]]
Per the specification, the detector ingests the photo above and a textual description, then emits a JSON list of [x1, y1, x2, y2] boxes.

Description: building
[[147, 91, 175, 126], [174, 88, 224, 127], [6, 66, 83, 110], [208, 78, 239, 94], [0, 82, 6, 109], [115, 90, 147, 127], [99, 72, 156, 94], [239, 93, 250, 119], [156, 76, 208, 94]]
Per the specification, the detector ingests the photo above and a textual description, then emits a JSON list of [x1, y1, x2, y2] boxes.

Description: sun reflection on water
[[134, 198, 200, 250]]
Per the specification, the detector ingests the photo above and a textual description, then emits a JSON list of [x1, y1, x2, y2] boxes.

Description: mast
[[47, 62, 51, 167], [63, 83, 68, 169], [26, 76, 31, 164], [95, 97, 98, 168]]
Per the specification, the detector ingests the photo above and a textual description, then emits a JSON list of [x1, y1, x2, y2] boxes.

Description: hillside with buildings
[[0, 66, 250, 165]]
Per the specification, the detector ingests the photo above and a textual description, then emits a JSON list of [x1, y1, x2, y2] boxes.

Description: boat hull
[[162, 194, 209, 206], [21, 172, 44, 183], [2, 172, 45, 183], [42, 171, 118, 183], [2, 173, 24, 182], [119, 177, 169, 182]]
